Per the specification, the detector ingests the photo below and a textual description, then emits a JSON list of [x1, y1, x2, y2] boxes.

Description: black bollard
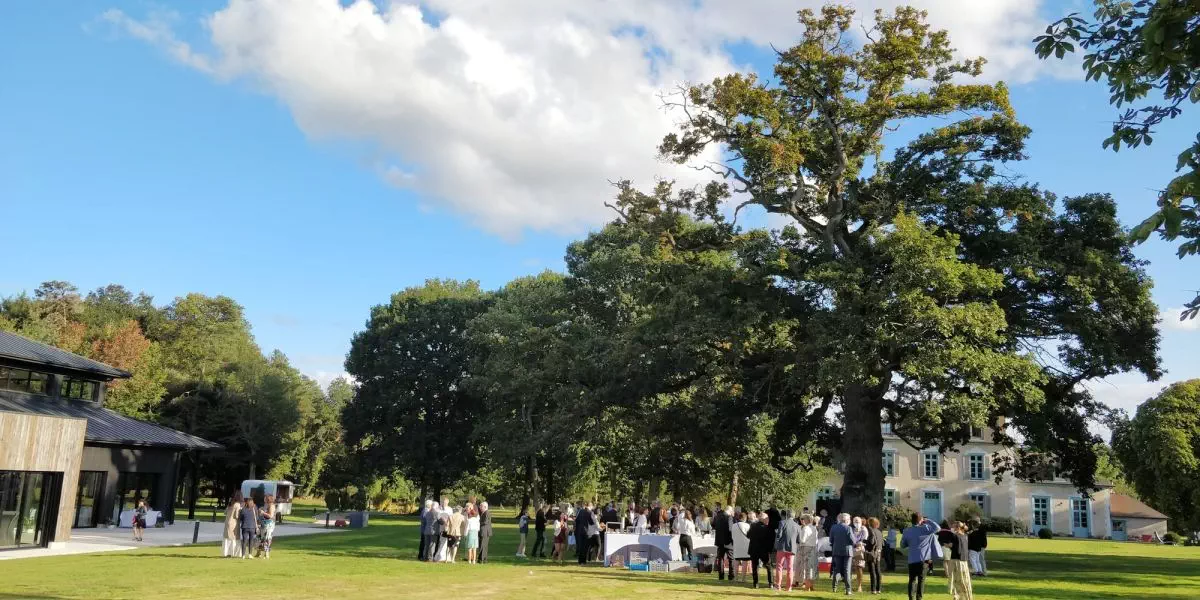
[[192, 521, 200, 544]]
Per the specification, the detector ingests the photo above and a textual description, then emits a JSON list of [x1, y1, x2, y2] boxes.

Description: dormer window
[[970, 425, 984, 439], [61, 377, 98, 401], [881, 421, 893, 435]]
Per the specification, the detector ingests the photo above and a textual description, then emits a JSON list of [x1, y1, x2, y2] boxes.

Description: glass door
[[1070, 497, 1090, 538], [0, 472, 20, 548], [0, 471, 53, 548], [74, 471, 106, 528], [1032, 496, 1050, 534]]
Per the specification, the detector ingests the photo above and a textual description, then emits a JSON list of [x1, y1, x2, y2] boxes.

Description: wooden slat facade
[[0, 410, 87, 543]]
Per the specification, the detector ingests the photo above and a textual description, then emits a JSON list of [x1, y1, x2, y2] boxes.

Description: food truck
[[240, 480, 295, 516]]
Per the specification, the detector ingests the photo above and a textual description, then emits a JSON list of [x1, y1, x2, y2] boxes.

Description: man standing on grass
[[532, 504, 548, 558], [478, 501, 493, 563], [418, 499, 432, 560], [901, 513, 941, 600], [829, 513, 855, 595], [574, 502, 596, 565]]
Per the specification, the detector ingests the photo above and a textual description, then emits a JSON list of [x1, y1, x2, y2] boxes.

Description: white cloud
[[1160, 307, 1200, 332], [102, 0, 1065, 236], [309, 370, 354, 391]]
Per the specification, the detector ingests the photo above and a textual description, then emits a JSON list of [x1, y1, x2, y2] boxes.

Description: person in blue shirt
[[901, 512, 941, 600], [828, 513, 856, 595]]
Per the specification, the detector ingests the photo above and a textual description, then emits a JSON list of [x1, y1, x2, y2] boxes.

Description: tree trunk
[[248, 462, 257, 480], [544, 462, 555, 505], [839, 382, 885, 518], [522, 454, 540, 511], [727, 470, 740, 508], [633, 480, 645, 505], [648, 477, 661, 503]]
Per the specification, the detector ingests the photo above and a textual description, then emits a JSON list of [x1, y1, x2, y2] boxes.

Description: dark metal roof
[[0, 331, 131, 379], [0, 394, 222, 450]]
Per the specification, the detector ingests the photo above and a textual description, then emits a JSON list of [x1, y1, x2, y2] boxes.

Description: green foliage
[[1113, 379, 1200, 531], [882, 503, 915, 529], [626, 4, 1161, 517], [952, 502, 984, 524], [1039, 527, 1055, 540], [0, 281, 344, 500], [344, 279, 491, 496], [982, 517, 1025, 535], [1036, 0, 1200, 312]]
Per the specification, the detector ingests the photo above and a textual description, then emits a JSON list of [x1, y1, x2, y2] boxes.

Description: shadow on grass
[[978, 548, 1200, 600]]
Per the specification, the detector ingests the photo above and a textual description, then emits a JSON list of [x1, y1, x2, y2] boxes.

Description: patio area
[[0, 519, 342, 560]]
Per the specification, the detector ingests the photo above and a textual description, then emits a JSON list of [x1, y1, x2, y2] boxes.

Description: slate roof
[[0, 330, 131, 379], [1110, 493, 1168, 520], [0, 393, 222, 450]]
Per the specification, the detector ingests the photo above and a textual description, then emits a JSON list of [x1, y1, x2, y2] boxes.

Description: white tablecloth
[[603, 532, 717, 565], [119, 510, 161, 528]]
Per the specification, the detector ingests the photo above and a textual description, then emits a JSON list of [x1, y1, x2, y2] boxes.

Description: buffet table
[[603, 531, 717, 565]]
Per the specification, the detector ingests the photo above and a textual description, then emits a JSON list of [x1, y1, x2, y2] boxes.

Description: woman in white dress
[[732, 511, 753, 582]]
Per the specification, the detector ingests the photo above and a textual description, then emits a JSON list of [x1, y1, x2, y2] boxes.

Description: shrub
[[881, 503, 914, 529], [981, 517, 1025, 535], [952, 502, 983, 524], [1038, 527, 1054, 539], [1163, 532, 1179, 544]]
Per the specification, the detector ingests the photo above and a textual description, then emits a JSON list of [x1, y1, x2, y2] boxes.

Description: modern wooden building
[[0, 331, 219, 550]]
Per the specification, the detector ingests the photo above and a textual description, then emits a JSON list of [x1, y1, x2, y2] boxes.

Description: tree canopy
[[642, 4, 1161, 515], [1036, 0, 1200, 317], [1113, 380, 1200, 531]]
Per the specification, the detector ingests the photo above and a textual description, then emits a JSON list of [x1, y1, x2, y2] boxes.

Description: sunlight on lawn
[[3, 512, 1197, 600]]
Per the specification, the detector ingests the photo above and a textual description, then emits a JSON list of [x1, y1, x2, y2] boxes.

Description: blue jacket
[[829, 522, 856, 557], [774, 519, 802, 554], [901, 519, 941, 564]]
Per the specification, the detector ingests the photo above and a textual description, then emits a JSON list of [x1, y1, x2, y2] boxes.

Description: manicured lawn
[[3, 512, 1197, 599]]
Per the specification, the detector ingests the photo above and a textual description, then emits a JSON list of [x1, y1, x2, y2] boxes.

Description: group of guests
[[412, 496, 990, 600], [622, 501, 988, 600], [417, 497, 493, 564], [221, 491, 278, 559]]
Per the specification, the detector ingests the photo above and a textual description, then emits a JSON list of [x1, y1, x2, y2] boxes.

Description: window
[[817, 486, 837, 500], [970, 425, 984, 439], [969, 492, 989, 516], [883, 489, 897, 506], [61, 377, 98, 401], [881, 421, 893, 435], [0, 368, 50, 395], [922, 451, 941, 479], [882, 451, 896, 477], [967, 454, 986, 481]]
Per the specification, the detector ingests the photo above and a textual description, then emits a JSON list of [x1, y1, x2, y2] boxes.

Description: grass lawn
[[3, 511, 1197, 600]]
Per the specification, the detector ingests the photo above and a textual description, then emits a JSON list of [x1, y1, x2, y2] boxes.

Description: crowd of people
[[416, 497, 494, 564], [415, 497, 989, 600], [221, 491, 279, 559]]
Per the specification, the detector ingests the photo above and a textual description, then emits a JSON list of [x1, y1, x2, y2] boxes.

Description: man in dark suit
[[713, 505, 734, 581], [574, 502, 596, 564], [532, 504, 548, 558], [829, 513, 855, 595], [478, 501, 493, 563]]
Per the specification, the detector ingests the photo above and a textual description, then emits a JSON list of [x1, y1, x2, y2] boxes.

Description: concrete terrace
[[0, 520, 342, 560]]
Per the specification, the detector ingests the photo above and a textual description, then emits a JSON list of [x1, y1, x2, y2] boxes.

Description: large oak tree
[[642, 5, 1161, 516]]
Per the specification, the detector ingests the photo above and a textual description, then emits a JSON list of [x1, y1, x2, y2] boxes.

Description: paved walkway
[[0, 519, 341, 560]]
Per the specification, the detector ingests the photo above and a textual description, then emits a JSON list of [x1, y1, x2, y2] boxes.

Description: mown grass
[[2, 510, 1196, 600]]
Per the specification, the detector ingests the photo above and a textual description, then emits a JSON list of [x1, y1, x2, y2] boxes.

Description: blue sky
[[1, 1, 1196, 424]]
